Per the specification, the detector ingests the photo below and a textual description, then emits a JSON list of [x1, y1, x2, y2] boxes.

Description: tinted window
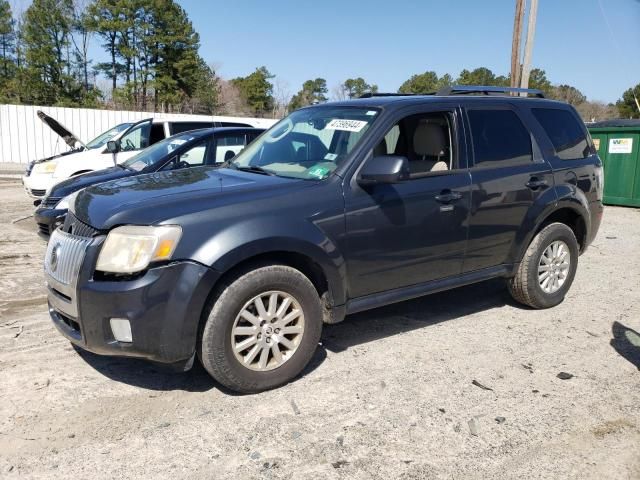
[[532, 108, 590, 160], [468, 109, 532, 166], [170, 122, 214, 134]]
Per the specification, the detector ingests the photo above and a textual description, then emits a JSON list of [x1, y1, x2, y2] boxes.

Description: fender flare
[[513, 193, 591, 264], [189, 219, 348, 307]]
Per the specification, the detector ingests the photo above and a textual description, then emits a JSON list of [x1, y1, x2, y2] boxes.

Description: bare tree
[[331, 83, 348, 101], [217, 78, 249, 116], [576, 101, 618, 123], [272, 77, 291, 118]]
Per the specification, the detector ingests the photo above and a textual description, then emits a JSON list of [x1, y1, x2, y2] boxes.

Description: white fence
[[0, 104, 277, 164]]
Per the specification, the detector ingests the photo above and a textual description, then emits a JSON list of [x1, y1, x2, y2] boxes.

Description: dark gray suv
[[43, 86, 603, 393]]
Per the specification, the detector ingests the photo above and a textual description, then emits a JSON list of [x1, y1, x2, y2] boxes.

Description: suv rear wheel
[[198, 265, 323, 393], [508, 222, 579, 309]]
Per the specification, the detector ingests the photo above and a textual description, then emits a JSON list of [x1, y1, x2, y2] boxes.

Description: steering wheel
[[124, 139, 135, 151], [177, 160, 191, 169]]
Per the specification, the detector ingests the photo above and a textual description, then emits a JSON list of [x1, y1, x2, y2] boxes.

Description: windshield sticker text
[[325, 119, 368, 132]]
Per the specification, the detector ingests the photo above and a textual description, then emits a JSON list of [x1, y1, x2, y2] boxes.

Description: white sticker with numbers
[[325, 119, 368, 132]]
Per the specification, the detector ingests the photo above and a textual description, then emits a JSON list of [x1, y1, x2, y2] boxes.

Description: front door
[[343, 107, 472, 298], [100, 118, 153, 169]]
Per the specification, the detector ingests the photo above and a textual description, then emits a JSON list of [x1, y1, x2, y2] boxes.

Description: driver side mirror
[[106, 140, 120, 154], [357, 155, 410, 186]]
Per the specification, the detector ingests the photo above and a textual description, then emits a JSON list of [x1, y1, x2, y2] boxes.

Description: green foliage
[[457, 67, 509, 87], [527, 68, 552, 94], [85, 0, 214, 112], [20, 0, 95, 105], [231, 66, 274, 116], [397, 71, 453, 94], [342, 77, 377, 98], [617, 83, 640, 119], [398, 71, 439, 94], [0, 0, 16, 82], [289, 78, 327, 110]]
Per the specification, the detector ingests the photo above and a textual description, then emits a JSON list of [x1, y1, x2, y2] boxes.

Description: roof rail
[[358, 92, 434, 98], [436, 85, 545, 98]]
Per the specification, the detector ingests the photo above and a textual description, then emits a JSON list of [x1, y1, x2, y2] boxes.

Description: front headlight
[[55, 192, 77, 210], [96, 225, 182, 274], [33, 161, 57, 174]]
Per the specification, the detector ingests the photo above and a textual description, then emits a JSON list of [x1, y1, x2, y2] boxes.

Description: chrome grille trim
[[62, 212, 100, 238], [44, 228, 92, 287]]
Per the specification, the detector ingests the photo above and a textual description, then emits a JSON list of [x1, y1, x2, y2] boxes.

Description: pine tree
[[0, 0, 15, 81], [289, 78, 328, 110], [342, 77, 377, 98], [231, 66, 274, 116], [21, 0, 83, 105]]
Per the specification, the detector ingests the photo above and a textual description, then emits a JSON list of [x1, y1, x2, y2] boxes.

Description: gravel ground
[[0, 179, 639, 480]]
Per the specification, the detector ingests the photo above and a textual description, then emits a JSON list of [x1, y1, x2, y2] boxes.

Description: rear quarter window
[[468, 109, 533, 167], [532, 108, 591, 160]]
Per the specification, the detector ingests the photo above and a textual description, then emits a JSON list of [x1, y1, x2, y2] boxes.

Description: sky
[[176, 0, 640, 103]]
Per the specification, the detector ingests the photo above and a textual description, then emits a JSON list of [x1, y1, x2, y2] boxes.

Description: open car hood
[[37, 110, 86, 150]]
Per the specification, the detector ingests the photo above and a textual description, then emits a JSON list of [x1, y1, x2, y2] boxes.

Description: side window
[[119, 122, 151, 151], [215, 134, 247, 163], [170, 122, 214, 135], [373, 112, 454, 176], [179, 141, 207, 166], [532, 108, 591, 160], [149, 123, 165, 145], [468, 109, 532, 167]]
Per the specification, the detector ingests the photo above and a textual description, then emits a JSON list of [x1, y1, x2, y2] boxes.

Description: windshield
[[229, 106, 379, 179], [86, 123, 132, 149], [122, 131, 202, 172]]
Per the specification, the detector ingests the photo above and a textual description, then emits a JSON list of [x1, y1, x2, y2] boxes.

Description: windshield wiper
[[233, 165, 276, 176]]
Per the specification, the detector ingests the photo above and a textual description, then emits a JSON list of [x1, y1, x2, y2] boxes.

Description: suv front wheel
[[509, 222, 579, 309], [198, 265, 323, 393]]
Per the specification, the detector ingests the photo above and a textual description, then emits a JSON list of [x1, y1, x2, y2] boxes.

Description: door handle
[[435, 191, 463, 203], [526, 178, 548, 189]]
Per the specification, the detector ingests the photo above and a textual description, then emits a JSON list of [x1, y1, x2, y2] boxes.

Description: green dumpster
[[588, 119, 640, 207]]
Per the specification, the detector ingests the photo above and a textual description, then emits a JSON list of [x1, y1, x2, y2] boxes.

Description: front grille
[[30, 189, 46, 197], [61, 212, 100, 238], [42, 196, 61, 208], [37, 223, 51, 236], [44, 228, 93, 286]]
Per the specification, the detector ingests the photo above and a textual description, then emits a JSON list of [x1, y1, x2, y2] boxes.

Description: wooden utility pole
[[510, 0, 525, 88], [520, 0, 539, 91]]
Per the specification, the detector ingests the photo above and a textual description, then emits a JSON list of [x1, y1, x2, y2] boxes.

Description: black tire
[[198, 265, 323, 393], [508, 222, 579, 309]]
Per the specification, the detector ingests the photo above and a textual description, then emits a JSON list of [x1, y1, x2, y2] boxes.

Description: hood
[[37, 110, 86, 149], [72, 167, 310, 229], [49, 166, 135, 198]]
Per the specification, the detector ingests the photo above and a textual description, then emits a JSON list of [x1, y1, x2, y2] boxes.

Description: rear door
[[463, 104, 554, 272]]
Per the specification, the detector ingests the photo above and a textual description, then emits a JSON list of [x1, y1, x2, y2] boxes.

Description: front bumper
[[34, 207, 67, 238], [22, 173, 55, 198], [45, 230, 220, 365]]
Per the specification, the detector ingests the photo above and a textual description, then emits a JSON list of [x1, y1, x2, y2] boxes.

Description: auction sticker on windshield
[[325, 119, 368, 132]]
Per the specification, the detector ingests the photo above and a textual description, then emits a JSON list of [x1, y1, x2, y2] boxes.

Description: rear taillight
[[595, 165, 604, 201]]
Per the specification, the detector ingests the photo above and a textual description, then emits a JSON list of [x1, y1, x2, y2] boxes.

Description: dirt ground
[[0, 178, 639, 480]]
